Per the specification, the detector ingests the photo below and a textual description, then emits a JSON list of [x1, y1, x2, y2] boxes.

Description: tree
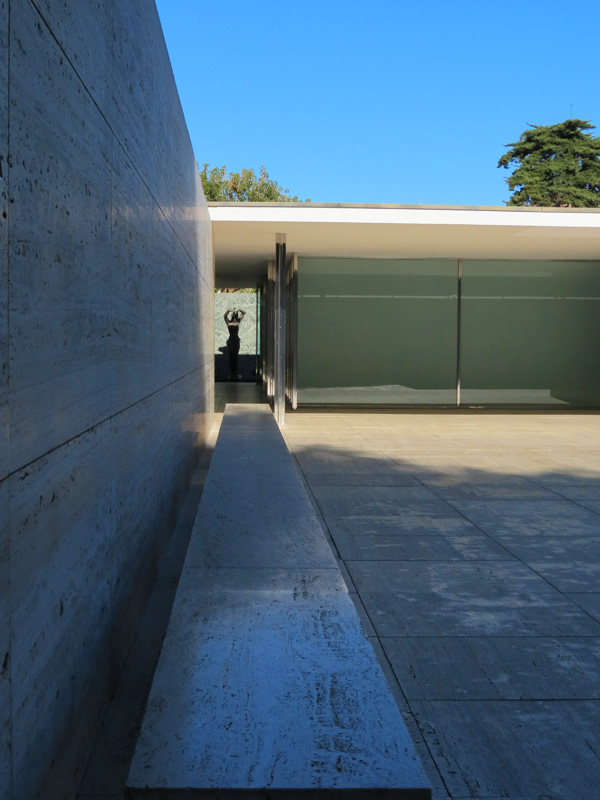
[[200, 163, 306, 202], [497, 119, 600, 207]]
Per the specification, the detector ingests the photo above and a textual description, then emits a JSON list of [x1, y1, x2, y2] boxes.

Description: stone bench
[[126, 404, 431, 799]]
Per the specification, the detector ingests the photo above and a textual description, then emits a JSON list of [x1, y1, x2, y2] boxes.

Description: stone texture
[[111, 0, 204, 264], [128, 568, 431, 799], [0, 477, 10, 800], [383, 636, 600, 700], [8, 0, 113, 471], [128, 406, 431, 798], [314, 485, 459, 519], [346, 560, 600, 638], [412, 700, 600, 799], [110, 144, 154, 412], [286, 410, 600, 800], [0, 0, 7, 482], [10, 424, 115, 800], [5, 2, 213, 799], [33, 0, 115, 110], [331, 527, 510, 562], [108, 391, 173, 679]]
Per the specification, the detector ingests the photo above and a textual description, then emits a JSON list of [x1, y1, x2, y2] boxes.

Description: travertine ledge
[[126, 404, 431, 799]]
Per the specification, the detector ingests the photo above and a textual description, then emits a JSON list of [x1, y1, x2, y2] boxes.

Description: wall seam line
[[5, 362, 210, 481], [27, 0, 205, 272]]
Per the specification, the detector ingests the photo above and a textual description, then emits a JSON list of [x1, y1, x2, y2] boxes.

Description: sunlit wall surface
[[461, 260, 600, 406], [297, 257, 600, 407], [297, 258, 458, 404]]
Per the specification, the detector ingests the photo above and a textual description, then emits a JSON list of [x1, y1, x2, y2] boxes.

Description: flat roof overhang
[[209, 202, 600, 287]]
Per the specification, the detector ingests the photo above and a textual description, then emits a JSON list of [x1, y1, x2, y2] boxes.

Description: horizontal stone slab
[[127, 405, 430, 798]]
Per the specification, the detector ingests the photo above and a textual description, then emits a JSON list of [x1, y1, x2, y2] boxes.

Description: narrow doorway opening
[[214, 288, 260, 383]]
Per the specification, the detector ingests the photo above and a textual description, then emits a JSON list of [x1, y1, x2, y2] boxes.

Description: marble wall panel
[[172, 371, 202, 489], [0, 0, 8, 482], [8, 1, 112, 472], [5, 2, 214, 798], [170, 237, 200, 379], [153, 385, 182, 542], [111, 0, 205, 263], [108, 388, 171, 677], [9, 422, 115, 800], [110, 144, 154, 414], [200, 271, 216, 366], [150, 207, 177, 389], [0, 478, 10, 800], [32, 0, 115, 112]]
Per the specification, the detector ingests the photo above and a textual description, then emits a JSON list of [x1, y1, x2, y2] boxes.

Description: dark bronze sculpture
[[224, 307, 246, 379]]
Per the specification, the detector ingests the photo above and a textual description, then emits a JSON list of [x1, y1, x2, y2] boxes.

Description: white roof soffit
[[209, 203, 600, 286]]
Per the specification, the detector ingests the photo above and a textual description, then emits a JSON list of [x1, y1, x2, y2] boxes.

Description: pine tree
[[498, 119, 600, 207]]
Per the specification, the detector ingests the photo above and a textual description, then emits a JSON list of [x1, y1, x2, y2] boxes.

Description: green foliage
[[200, 163, 306, 202], [498, 119, 600, 207]]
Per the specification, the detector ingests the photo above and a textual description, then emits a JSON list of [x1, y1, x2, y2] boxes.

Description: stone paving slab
[[283, 410, 600, 800], [426, 481, 561, 501], [412, 699, 600, 799], [382, 636, 600, 700], [568, 592, 600, 622], [305, 473, 422, 487], [315, 486, 459, 518], [330, 530, 510, 562], [464, 527, 600, 562], [326, 515, 487, 536], [528, 559, 600, 592], [449, 497, 600, 536], [578, 498, 600, 516], [295, 454, 406, 475], [345, 561, 600, 638]]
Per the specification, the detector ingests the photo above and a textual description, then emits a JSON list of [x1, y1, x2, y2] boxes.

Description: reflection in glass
[[297, 258, 458, 405], [461, 260, 600, 406]]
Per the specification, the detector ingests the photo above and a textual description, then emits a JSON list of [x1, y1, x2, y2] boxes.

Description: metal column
[[265, 260, 275, 400], [456, 258, 462, 407], [274, 234, 286, 426], [286, 253, 298, 410]]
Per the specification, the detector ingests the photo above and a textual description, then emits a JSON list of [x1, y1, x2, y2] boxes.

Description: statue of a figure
[[224, 307, 246, 379]]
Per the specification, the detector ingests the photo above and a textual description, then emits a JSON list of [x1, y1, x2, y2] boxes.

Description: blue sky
[[155, 0, 599, 206]]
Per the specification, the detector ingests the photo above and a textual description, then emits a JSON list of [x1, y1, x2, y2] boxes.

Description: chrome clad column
[[266, 260, 275, 400], [456, 258, 462, 407], [274, 234, 286, 425]]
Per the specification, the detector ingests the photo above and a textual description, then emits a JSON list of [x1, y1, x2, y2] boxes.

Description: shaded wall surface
[[0, 2, 214, 798]]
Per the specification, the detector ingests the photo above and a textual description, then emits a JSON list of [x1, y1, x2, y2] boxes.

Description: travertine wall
[[0, 2, 214, 798]]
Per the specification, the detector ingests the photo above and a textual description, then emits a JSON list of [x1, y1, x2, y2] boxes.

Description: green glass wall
[[297, 258, 458, 404], [296, 257, 600, 407], [460, 260, 600, 406]]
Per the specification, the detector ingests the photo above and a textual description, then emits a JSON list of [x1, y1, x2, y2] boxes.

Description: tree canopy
[[497, 119, 600, 207], [200, 163, 306, 202]]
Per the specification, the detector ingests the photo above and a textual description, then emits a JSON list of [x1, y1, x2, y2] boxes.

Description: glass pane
[[297, 258, 458, 404], [461, 260, 600, 406]]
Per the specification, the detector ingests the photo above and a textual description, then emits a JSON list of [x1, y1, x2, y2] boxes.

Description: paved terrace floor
[[282, 408, 600, 800], [77, 390, 600, 799]]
